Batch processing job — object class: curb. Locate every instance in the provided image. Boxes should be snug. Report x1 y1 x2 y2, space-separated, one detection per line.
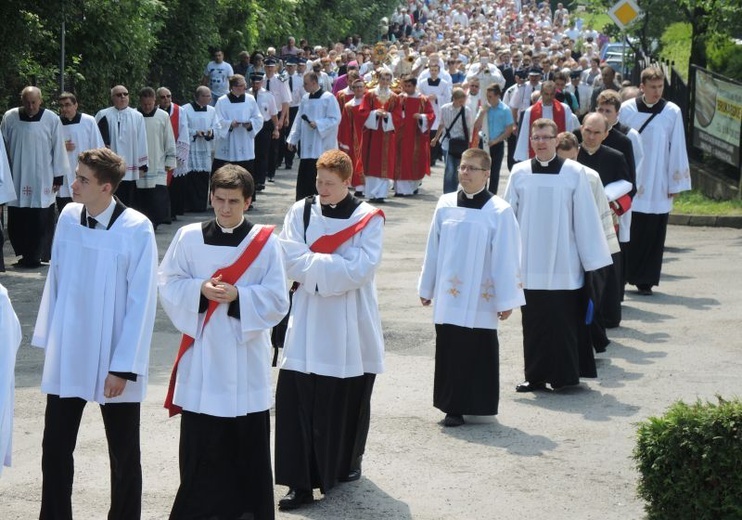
669 214 742 229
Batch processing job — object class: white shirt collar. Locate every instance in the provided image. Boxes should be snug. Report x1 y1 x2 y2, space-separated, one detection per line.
87 198 117 229
216 216 244 234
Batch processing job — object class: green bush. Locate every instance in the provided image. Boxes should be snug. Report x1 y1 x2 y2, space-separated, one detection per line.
633 397 742 519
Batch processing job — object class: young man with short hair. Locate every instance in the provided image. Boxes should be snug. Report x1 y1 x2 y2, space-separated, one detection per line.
160 164 288 520
33 147 158 519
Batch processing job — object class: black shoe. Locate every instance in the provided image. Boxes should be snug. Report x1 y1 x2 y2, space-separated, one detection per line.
278 489 313 510
284 164 292 169
636 284 653 295
268 177 275 182
338 468 362 482
515 381 547 393
256 184 266 191
443 414 465 427
15 257 41 268
354 191 365 198
368 198 385 203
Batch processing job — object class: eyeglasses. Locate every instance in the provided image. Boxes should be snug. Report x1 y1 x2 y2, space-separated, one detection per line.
458 165 488 172
114 92 129 98
159 94 172 99
530 135 556 142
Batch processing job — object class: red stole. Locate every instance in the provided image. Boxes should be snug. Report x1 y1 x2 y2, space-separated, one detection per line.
166 104 180 185
528 101 566 158
164 225 275 417
309 208 385 254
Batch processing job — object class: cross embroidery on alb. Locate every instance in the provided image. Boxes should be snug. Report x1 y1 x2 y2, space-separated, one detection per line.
447 275 463 298
22 186 33 197
480 279 495 302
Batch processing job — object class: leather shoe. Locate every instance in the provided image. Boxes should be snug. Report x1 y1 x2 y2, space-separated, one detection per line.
515 381 546 393
278 488 313 510
443 413 465 427
636 284 653 296
338 468 362 482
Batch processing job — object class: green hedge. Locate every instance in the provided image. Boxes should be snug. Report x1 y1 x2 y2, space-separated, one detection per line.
633 397 742 519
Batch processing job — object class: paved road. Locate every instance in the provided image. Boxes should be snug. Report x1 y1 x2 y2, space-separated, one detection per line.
2 164 741 519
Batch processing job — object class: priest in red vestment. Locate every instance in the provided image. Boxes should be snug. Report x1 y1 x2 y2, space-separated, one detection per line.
338 78 370 195
361 70 403 203
394 77 435 196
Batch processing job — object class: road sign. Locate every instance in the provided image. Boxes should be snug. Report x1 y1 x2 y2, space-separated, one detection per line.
607 0 643 30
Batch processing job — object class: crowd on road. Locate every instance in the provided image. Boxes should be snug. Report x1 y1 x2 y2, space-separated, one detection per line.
0 0 692 518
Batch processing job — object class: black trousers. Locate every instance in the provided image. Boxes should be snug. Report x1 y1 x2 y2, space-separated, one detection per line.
626 211 669 288
282 106 299 169
184 170 210 213
253 120 274 187
40 395 141 520
488 141 505 194
295 159 319 201
114 180 137 208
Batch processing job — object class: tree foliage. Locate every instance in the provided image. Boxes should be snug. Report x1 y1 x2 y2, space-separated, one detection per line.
0 0 398 114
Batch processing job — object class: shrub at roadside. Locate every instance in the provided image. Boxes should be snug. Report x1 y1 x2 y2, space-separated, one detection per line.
633 397 742 519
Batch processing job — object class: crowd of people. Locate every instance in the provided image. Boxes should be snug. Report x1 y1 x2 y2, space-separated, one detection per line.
0 0 694 518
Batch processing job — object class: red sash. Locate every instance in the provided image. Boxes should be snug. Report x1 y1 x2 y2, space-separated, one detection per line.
309 208 385 253
528 101 566 158
164 225 275 417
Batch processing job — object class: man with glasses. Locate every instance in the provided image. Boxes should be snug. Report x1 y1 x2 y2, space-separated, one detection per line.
419 148 524 427
504 119 611 393
95 85 149 208
157 87 190 219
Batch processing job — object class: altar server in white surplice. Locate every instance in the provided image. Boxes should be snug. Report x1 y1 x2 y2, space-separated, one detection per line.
619 67 690 296
137 87 176 228
58 92 105 212
419 148 525 428
213 74 263 171
275 150 384 512
0 283 22 477
32 148 157 519
95 85 149 207
160 164 288 520
182 86 217 212
286 72 341 200
1 86 69 268
504 119 612 394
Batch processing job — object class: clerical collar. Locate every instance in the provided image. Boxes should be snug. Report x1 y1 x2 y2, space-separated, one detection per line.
309 88 324 100
636 96 666 114
461 185 487 199
641 96 657 108
190 101 207 112
531 154 564 174
139 108 158 117
537 153 557 167
19 107 45 122
61 112 82 125
321 193 361 219
215 216 245 234
228 93 246 103
583 145 601 156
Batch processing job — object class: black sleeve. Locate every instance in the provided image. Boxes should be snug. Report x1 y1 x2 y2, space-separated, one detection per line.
227 294 240 319
199 294 208 313
53 176 63 186
109 371 137 382
97 117 110 146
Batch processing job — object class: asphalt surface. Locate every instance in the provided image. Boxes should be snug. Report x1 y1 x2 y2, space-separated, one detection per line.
2 162 741 519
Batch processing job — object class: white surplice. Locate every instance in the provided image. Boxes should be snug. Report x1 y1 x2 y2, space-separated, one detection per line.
279 199 385 378
158 223 289 417
418 193 526 329
1 108 69 208
0 135 16 205
286 91 341 159
0 283 22 475
619 99 690 214
504 158 612 290
182 102 217 172
60 113 105 198
214 94 263 162
32 203 158 403
513 102 577 161
138 108 176 189
94 106 149 180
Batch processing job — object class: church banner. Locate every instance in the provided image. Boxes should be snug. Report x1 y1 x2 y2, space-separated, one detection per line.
692 66 742 167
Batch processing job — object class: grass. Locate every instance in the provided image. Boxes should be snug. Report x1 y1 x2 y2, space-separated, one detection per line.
672 190 742 216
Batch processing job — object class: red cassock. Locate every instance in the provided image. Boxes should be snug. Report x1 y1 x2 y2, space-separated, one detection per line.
336 90 351 108
362 92 403 180
338 96 371 187
395 94 435 181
